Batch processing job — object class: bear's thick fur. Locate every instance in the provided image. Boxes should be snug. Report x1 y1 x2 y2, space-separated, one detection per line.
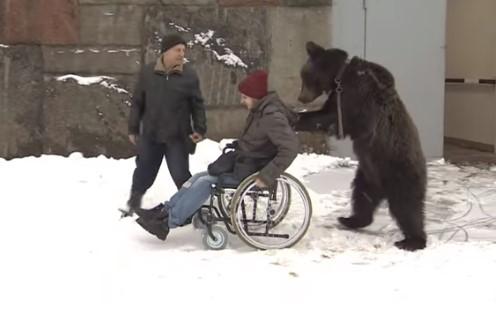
296 42 427 251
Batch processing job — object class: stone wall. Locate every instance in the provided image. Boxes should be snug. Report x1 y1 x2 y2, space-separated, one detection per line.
0 0 332 159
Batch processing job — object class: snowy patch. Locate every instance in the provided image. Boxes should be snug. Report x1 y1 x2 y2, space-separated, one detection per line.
106 48 138 56
118 48 138 56
100 80 130 94
169 22 191 33
67 48 137 56
429 158 446 166
0 44 9 48
194 30 215 46
55 75 129 94
56 75 113 86
1 141 496 308
216 38 226 46
212 49 248 68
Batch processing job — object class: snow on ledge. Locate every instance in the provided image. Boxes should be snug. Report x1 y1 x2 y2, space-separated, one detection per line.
212 49 248 69
169 22 191 33
55 75 129 94
56 75 112 85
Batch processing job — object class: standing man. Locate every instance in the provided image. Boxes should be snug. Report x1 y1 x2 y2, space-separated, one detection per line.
120 34 207 217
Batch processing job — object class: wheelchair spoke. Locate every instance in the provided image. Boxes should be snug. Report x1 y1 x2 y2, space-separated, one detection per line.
241 200 248 232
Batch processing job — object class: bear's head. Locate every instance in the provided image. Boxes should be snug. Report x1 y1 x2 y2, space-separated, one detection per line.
298 41 349 104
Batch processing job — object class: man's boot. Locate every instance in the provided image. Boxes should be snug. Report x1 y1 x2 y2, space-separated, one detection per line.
119 191 143 218
136 215 170 241
135 203 168 221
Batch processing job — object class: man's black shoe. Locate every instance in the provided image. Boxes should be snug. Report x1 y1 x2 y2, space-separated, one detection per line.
136 217 169 241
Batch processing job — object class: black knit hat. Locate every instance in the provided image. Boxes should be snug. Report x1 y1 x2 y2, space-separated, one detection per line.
160 34 187 53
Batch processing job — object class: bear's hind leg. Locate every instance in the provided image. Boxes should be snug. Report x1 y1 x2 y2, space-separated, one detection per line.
388 189 427 251
338 169 384 229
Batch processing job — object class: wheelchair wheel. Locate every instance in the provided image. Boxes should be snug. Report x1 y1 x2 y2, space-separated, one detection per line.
230 173 312 250
202 226 228 250
218 180 291 227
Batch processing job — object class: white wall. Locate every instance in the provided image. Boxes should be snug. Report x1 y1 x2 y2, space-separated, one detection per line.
445 0 496 147
331 0 446 159
445 87 494 144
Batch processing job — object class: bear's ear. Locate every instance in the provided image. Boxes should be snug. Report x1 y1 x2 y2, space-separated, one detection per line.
306 41 325 58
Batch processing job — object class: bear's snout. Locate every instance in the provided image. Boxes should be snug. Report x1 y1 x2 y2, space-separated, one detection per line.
298 87 320 104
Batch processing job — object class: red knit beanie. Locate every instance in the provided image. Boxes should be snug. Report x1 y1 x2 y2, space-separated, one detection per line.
238 70 268 99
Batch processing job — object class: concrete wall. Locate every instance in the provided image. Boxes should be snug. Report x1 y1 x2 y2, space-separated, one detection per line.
0 0 333 159
445 0 496 148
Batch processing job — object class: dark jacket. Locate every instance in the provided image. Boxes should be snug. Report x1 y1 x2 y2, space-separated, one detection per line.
235 92 299 185
128 61 207 144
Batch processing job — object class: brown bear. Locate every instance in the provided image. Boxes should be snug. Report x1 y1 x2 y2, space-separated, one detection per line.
295 41 427 251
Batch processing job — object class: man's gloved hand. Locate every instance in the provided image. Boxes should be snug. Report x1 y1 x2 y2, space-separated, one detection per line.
224 140 239 152
255 178 268 189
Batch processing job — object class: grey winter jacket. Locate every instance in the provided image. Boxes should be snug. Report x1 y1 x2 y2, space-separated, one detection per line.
128 61 207 144
236 92 299 185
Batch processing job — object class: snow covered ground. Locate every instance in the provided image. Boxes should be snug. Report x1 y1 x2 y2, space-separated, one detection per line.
1 139 495 309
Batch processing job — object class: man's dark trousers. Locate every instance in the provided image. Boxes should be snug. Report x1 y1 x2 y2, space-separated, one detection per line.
131 136 191 193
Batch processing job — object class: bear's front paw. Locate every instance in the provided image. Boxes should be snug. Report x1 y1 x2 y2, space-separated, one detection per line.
394 238 426 251
338 216 372 229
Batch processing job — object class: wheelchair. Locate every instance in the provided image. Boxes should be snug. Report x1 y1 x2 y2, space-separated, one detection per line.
192 172 313 250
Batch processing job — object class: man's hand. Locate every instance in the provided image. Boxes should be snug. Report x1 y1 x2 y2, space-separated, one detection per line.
189 132 203 143
255 178 267 188
129 134 138 145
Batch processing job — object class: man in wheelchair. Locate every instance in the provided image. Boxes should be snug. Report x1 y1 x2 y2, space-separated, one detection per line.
133 70 300 241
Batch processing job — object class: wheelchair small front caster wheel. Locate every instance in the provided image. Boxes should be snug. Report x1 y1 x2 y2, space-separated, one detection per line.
202 226 228 250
